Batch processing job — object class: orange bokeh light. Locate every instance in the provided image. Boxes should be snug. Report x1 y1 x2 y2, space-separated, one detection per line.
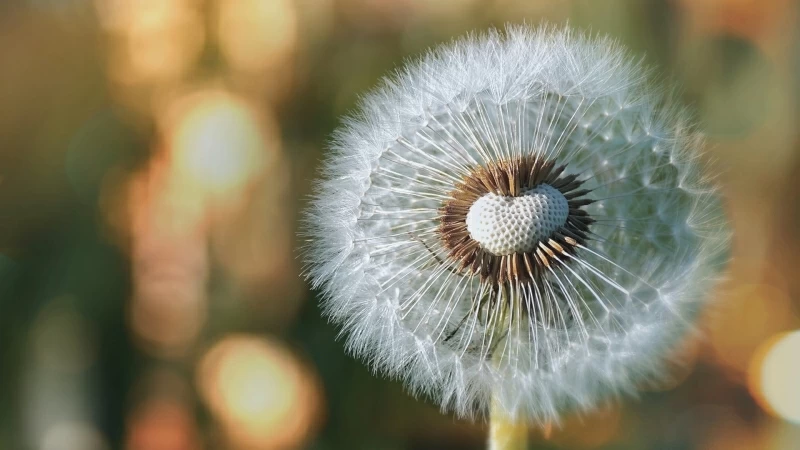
126 398 201 450
215 0 297 73
675 0 793 42
126 151 209 356
197 335 322 450
125 370 201 450
99 0 205 86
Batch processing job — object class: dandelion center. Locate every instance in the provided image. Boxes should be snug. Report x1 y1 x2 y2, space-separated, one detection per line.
437 155 595 287
466 184 569 256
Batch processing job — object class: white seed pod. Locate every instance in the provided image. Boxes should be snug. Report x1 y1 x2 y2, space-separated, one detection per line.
303 25 730 424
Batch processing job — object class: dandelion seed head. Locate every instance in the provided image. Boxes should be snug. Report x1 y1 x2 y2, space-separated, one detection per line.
303 24 730 424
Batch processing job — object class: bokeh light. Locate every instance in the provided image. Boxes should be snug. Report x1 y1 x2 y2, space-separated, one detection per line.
749 330 800 424
125 398 201 450
30 299 97 373
24 300 102 450
96 0 205 117
197 335 323 450
159 88 276 202
215 0 297 74
126 152 209 356
676 0 792 41
125 370 201 450
125 399 201 450
98 0 204 84
118 9 203 85
41 422 109 450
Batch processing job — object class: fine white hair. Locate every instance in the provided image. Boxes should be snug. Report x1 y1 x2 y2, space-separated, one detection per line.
303 24 730 424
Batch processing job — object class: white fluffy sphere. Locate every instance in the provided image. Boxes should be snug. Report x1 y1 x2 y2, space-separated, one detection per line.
303 25 730 424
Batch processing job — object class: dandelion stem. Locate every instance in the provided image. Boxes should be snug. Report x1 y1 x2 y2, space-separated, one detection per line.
489 397 528 450
488 288 528 450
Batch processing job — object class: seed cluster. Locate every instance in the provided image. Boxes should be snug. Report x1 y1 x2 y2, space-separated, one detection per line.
438 156 594 288
465 184 570 256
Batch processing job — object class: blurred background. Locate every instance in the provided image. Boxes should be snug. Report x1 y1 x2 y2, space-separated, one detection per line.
0 0 798 449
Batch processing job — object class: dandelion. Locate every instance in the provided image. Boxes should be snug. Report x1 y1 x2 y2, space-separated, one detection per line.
303 24 730 447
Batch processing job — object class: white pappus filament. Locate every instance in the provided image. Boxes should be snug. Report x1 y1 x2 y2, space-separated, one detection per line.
303 24 730 424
